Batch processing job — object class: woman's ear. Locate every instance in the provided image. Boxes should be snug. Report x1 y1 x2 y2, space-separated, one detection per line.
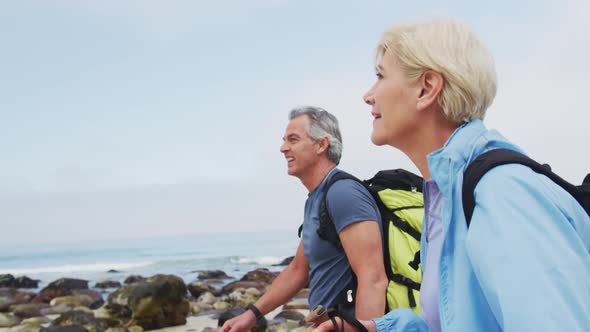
417 70 444 111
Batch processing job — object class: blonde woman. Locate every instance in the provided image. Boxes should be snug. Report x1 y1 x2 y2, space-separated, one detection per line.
315 19 590 332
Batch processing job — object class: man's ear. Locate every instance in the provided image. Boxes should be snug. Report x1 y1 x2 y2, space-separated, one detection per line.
316 137 330 155
416 70 444 111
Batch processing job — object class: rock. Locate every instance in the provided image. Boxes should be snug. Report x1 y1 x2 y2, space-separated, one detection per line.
122 276 144 285
267 319 300 332
273 256 294 266
189 302 202 314
240 268 278 284
50 295 94 308
187 282 219 298
106 270 120 273
12 324 44 332
196 303 212 311
15 277 40 289
273 310 305 323
227 289 259 308
197 292 216 305
51 310 110 332
212 301 230 310
0 296 16 311
197 270 230 280
22 316 52 325
34 279 89 304
41 326 89 332
293 288 309 299
72 306 93 315
101 274 189 330
70 290 104 309
217 309 244 326
11 303 49 318
0 312 21 327
104 328 127 332
290 327 309 332
0 275 17 288
127 326 142 332
0 275 39 289
244 288 262 297
221 281 267 294
282 298 309 310
41 304 71 316
0 289 36 305
94 281 121 290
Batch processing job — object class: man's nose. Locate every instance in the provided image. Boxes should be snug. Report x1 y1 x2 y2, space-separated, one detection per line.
280 142 288 153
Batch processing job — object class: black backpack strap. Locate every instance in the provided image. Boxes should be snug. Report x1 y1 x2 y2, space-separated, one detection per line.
318 171 363 249
463 148 587 227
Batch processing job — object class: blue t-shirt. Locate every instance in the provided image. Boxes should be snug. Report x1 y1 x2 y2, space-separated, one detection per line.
302 168 382 310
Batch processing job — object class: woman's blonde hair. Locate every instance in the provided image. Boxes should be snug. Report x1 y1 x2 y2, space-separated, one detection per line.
376 19 497 123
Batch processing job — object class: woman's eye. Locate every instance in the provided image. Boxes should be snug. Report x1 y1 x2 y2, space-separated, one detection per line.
376 72 384 79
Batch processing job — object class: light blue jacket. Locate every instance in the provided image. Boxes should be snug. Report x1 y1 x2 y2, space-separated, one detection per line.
374 120 590 331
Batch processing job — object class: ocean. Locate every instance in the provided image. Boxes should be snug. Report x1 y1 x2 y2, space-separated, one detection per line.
0 230 298 290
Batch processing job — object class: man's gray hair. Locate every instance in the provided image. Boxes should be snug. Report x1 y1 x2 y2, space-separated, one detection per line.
288 106 343 165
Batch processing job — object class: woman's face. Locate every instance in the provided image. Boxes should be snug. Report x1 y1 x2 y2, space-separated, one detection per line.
363 51 421 148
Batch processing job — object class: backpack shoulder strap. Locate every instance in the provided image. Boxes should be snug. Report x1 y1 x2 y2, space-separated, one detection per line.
318 171 364 248
463 148 586 227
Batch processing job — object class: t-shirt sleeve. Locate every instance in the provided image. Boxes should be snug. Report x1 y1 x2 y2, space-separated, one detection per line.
325 179 380 234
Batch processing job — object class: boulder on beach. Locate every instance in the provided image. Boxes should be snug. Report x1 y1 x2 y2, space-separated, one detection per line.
41 304 72 316
0 288 37 305
41 326 90 332
0 275 40 289
50 295 94 308
94 281 121 290
50 310 111 332
187 281 220 298
239 268 278 284
0 296 16 311
33 279 89 304
70 290 104 309
11 303 49 318
273 310 305 323
100 274 189 330
197 270 230 280
0 312 21 327
122 276 145 285
272 256 294 266
221 281 267 294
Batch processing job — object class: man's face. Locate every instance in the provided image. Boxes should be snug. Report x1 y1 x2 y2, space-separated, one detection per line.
280 115 320 178
363 51 421 148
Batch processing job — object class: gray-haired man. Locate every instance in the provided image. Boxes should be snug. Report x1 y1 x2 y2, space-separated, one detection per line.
222 106 388 332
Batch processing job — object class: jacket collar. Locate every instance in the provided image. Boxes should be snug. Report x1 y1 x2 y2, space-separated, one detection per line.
426 119 522 192
426 119 488 191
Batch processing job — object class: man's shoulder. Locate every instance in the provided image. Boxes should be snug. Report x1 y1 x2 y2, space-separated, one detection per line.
325 176 375 207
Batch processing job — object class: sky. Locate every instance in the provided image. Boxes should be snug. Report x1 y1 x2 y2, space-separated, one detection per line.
1 0 589 246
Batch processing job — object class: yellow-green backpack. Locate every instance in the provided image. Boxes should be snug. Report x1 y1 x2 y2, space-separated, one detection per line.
316 169 424 314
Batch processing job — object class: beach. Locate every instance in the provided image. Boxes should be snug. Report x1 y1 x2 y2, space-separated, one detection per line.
0 231 311 331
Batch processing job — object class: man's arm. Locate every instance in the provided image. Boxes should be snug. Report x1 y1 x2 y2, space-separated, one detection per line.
339 220 388 319
221 240 310 332
465 165 590 331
